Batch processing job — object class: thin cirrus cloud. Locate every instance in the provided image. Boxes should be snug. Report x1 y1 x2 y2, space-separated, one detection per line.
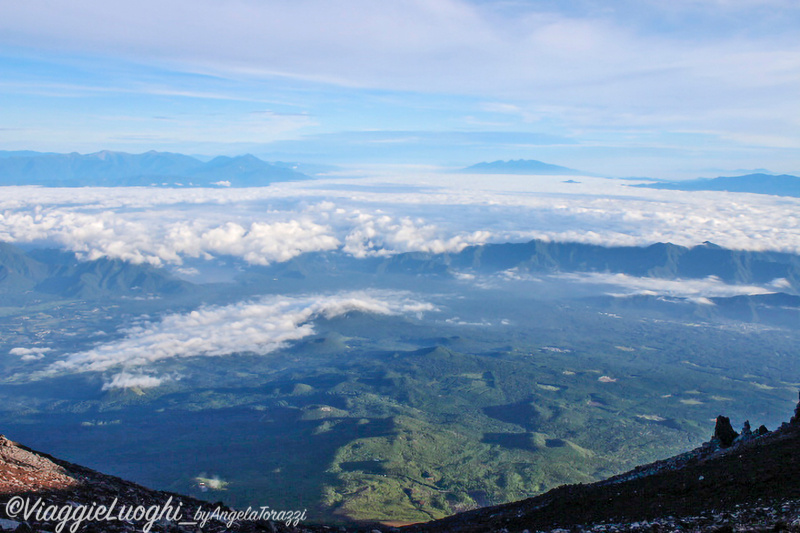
44 290 437 389
1 0 799 172
2 0 797 99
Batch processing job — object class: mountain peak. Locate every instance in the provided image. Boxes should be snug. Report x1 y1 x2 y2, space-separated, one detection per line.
90 149 115 160
462 159 583 175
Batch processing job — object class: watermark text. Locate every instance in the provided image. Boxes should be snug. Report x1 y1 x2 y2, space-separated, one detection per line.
5 495 307 532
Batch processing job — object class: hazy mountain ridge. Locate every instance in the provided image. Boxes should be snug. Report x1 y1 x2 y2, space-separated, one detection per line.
0 242 49 288
4 237 799 310
461 159 585 176
634 173 800 198
0 243 193 299
0 150 309 187
381 240 800 291
233 239 800 291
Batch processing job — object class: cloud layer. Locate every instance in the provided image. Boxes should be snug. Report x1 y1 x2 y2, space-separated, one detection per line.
2 172 800 268
46 290 436 388
554 272 776 303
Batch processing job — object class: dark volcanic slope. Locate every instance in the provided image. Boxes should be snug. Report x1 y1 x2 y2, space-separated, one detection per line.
409 417 800 532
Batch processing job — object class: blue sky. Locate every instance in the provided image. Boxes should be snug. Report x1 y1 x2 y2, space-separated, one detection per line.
1 0 799 177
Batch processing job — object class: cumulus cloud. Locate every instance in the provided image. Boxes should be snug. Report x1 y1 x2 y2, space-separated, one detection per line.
173 267 199 277
0 203 341 266
337 210 491 257
9 347 51 361
46 291 436 377
164 220 340 265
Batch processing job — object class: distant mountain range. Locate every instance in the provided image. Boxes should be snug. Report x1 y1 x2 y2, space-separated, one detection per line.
461 159 585 176
634 173 800 198
377 239 800 290
0 150 310 187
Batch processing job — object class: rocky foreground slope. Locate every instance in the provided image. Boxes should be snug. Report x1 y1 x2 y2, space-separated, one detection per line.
3 398 800 533
409 408 800 533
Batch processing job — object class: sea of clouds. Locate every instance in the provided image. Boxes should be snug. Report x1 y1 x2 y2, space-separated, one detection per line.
2 172 800 269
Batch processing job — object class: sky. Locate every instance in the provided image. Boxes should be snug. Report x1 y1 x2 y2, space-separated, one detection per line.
1 0 800 177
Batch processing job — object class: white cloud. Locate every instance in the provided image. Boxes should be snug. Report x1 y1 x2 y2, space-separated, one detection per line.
173 267 199 277
555 272 775 299
769 278 792 289
9 347 51 361
337 210 491 258
46 291 436 376
498 268 542 282
0 204 341 266
444 317 493 326
165 220 341 265
636 414 666 422
102 372 165 390
0 187 496 265
1 171 800 268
